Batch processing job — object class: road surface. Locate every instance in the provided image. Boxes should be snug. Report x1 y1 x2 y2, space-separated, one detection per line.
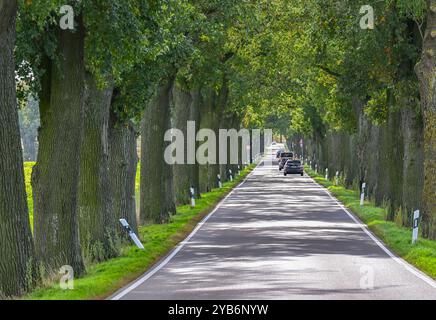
112 157 436 300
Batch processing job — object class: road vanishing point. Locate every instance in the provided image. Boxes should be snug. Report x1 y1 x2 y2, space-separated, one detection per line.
112 156 436 300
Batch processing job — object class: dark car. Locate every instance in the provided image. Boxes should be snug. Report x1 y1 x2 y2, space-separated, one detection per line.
284 160 304 176
278 152 293 171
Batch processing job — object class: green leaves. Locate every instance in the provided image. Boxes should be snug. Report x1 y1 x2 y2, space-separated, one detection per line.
230 0 424 138
15 0 425 133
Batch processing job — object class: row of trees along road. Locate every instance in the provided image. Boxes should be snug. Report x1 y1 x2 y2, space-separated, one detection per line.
0 0 260 297
229 0 436 239
1 0 436 297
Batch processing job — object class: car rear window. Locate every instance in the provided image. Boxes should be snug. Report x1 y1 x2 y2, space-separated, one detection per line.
281 153 293 158
288 161 301 165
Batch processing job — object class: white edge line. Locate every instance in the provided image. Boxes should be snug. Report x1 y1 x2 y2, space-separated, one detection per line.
306 174 436 289
110 163 259 300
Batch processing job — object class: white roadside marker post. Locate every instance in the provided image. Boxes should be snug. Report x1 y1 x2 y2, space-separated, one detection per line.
360 182 366 206
190 187 196 207
335 171 339 185
119 219 144 249
217 174 222 188
412 210 420 244
325 168 329 180
315 164 318 173
229 169 233 182
237 165 241 176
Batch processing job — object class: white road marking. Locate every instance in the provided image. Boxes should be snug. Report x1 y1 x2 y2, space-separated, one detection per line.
307 175 436 289
110 165 258 300
112 160 436 300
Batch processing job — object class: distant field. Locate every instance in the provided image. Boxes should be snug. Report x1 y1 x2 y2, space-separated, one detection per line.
24 162 142 231
24 162 35 229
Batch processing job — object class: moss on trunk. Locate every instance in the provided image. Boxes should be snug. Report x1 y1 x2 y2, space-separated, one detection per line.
32 25 86 276
171 85 200 205
78 75 117 262
140 80 176 224
0 0 36 297
108 111 138 240
415 0 436 238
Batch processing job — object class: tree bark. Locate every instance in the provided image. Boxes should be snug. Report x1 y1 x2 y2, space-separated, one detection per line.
415 0 436 238
382 100 404 219
78 75 117 262
172 85 194 205
108 111 138 240
198 89 218 193
0 0 36 297
190 90 201 198
216 80 230 182
32 24 86 276
401 105 424 225
140 80 176 224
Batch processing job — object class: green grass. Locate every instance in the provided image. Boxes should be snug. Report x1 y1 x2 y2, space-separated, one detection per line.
305 165 436 279
24 164 256 300
135 162 141 193
24 162 35 229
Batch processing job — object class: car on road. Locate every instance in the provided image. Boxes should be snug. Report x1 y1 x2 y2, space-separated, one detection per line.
278 152 294 171
284 160 304 176
276 149 285 159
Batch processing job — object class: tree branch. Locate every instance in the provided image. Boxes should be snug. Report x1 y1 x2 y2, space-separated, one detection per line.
317 65 342 78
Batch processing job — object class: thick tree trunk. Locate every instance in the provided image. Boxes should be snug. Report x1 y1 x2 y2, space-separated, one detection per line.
0 0 36 297
219 112 232 182
78 75 117 262
140 80 176 224
401 105 424 226
381 101 404 219
190 90 201 197
174 87 201 201
198 89 220 192
172 85 195 205
230 114 242 175
108 112 138 240
344 134 359 188
32 25 86 275
415 1 436 238
216 80 230 182
357 105 382 201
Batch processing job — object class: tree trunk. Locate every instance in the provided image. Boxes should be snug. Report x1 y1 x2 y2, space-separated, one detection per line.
78 75 117 262
383 101 404 219
344 134 359 188
198 89 220 192
190 90 201 198
216 80 230 181
108 112 138 240
0 0 36 297
357 105 382 201
32 24 86 276
415 0 436 238
401 105 424 226
230 114 242 175
172 85 194 205
140 80 176 224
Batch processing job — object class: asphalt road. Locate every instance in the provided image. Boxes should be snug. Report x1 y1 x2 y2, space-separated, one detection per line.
112 157 436 300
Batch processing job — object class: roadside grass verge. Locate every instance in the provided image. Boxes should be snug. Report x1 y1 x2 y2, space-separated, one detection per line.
304 166 436 279
25 164 256 300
